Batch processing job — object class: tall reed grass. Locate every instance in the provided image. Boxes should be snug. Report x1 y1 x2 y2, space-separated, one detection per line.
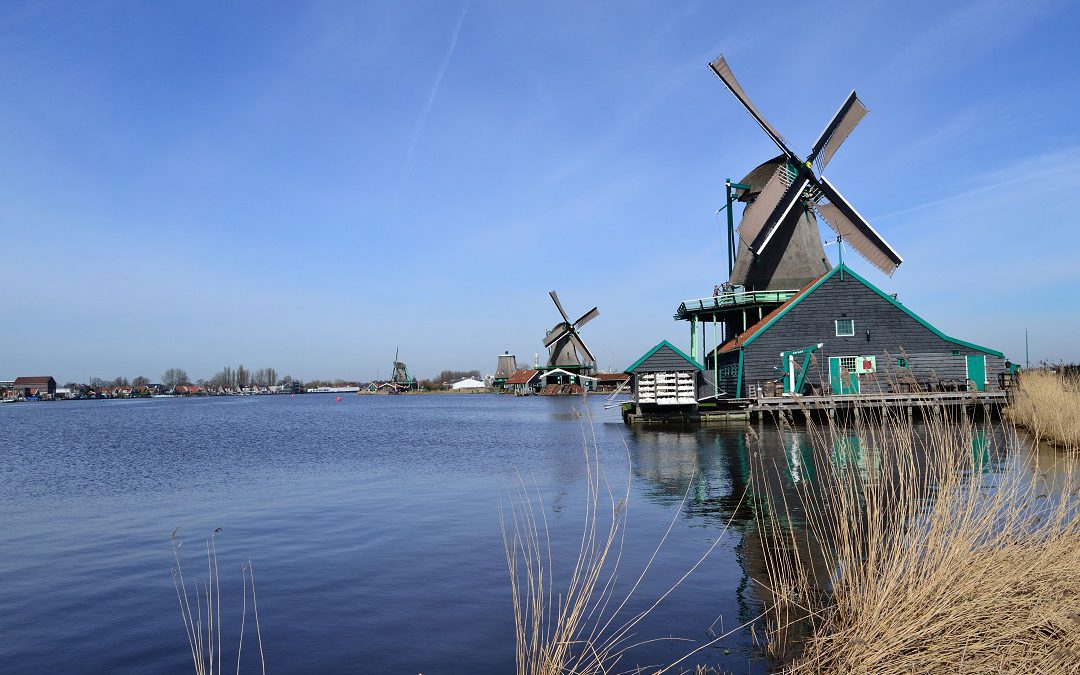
499 407 749 674
756 405 1080 673
1008 369 1080 448
171 528 265 675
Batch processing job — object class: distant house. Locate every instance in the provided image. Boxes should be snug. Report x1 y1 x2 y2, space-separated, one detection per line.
593 372 630 393
505 369 540 395
13 376 57 400
450 377 486 390
174 384 204 396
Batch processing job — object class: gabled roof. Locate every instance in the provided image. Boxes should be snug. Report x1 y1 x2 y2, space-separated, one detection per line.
715 273 827 354
714 264 1003 357
625 340 703 373
14 376 55 386
505 369 540 385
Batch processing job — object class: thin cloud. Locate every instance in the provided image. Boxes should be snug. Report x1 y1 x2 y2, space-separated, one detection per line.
404 2 469 170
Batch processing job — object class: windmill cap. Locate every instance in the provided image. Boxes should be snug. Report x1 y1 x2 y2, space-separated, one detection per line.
735 155 787 202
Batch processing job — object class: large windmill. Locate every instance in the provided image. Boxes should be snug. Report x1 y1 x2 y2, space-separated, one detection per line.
543 290 599 373
710 55 902 291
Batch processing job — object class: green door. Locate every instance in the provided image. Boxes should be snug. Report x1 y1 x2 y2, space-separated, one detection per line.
966 355 986 391
829 357 860 395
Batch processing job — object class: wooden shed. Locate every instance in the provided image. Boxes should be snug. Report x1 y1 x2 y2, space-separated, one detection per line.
625 341 715 413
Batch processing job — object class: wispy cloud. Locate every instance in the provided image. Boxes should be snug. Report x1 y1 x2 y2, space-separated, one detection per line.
404 2 469 170
873 144 1080 223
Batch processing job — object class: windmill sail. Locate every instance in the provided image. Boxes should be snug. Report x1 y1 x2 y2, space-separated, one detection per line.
814 176 903 275
709 56 794 159
736 169 789 245
750 176 811 256
808 91 868 171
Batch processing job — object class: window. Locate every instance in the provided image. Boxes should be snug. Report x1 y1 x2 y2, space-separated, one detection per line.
835 319 855 337
897 357 909 368
950 349 961 356
839 356 857 373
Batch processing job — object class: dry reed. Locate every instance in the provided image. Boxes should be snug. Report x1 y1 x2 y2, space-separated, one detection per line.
750 405 1080 674
171 528 266 675
1008 370 1080 448
500 404 748 675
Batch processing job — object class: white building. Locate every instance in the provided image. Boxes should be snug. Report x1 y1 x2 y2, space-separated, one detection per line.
450 377 486 390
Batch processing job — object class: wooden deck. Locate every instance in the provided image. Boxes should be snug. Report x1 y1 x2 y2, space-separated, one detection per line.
624 390 1010 425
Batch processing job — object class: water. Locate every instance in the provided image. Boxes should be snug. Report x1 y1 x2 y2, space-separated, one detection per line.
0 395 1060 673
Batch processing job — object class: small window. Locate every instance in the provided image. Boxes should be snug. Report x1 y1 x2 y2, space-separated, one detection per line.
839 356 857 373
950 349 961 356
897 358 909 368
835 319 855 336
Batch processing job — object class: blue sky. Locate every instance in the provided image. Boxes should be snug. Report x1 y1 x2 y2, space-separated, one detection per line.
3 0 1079 383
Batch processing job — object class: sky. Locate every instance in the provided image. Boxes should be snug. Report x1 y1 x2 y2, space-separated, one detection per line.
2 0 1079 383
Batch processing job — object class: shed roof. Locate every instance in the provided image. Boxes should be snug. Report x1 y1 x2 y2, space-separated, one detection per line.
625 340 703 373
14 376 55 386
505 369 539 385
715 274 826 354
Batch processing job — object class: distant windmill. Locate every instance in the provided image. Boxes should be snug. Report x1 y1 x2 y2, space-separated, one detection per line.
390 347 415 389
710 55 903 290
543 290 599 372
493 351 517 383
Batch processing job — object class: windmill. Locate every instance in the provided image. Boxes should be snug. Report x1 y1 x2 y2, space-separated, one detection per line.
390 347 416 389
543 290 599 372
710 55 903 291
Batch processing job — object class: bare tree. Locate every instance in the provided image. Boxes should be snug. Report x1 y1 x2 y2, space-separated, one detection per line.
133 375 150 387
162 368 190 389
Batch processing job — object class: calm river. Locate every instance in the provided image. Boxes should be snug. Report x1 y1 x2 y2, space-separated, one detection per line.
0 394 1047 673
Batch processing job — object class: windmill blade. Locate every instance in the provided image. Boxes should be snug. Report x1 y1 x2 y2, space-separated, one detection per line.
573 307 599 329
807 90 868 171
737 168 789 244
543 325 570 348
814 175 903 275
749 175 811 256
709 55 796 160
548 290 571 324
569 332 596 365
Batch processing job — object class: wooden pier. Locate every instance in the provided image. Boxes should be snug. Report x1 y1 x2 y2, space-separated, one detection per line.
623 390 1009 426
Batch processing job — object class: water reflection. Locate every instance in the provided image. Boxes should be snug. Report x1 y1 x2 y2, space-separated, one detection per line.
625 418 1075 665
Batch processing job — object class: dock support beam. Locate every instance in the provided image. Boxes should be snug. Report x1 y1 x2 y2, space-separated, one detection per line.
690 317 699 361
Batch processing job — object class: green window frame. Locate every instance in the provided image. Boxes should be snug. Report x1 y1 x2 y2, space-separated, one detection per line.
835 318 855 337
897 357 909 368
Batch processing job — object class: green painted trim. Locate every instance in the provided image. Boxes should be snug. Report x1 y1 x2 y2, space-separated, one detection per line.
624 340 704 373
741 264 1004 358
735 349 744 398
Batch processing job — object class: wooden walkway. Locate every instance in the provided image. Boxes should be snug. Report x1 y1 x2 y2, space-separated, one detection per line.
624 390 1010 425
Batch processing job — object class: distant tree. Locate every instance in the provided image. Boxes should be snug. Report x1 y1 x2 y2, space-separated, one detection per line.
162 368 190 389
111 376 130 387
434 369 481 385
279 375 295 386
133 376 150 387
418 379 441 391
236 365 249 388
